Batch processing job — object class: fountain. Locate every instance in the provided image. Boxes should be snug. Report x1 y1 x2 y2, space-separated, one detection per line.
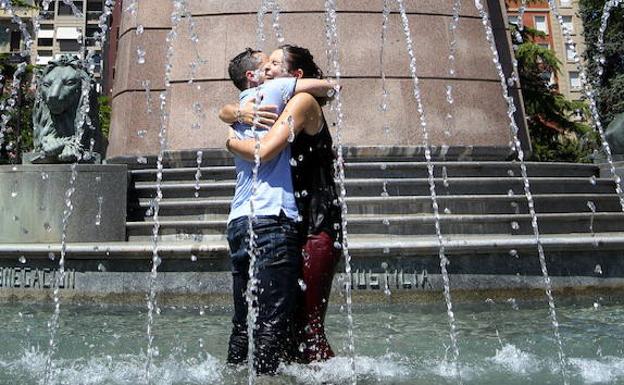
2 1 624 385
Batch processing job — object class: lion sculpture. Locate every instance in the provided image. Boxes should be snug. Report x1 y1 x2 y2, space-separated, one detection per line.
605 112 624 156
29 55 106 163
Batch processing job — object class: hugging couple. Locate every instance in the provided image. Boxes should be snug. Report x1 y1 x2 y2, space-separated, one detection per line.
218 45 343 375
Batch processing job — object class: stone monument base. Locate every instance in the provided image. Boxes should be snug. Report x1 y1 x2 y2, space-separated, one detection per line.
0 164 127 243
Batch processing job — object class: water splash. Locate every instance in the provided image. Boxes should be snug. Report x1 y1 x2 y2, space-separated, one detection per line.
324 1 356 383
145 1 185 383
474 1 568 383
395 1 462 383
43 163 79 385
595 0 623 80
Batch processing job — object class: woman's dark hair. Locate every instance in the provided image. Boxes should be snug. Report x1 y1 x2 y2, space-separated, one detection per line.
279 44 324 79
279 44 328 105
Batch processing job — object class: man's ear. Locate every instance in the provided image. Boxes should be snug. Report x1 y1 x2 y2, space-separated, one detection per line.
245 70 256 84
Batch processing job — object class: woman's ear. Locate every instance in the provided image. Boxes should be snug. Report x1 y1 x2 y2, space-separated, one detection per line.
293 69 304 79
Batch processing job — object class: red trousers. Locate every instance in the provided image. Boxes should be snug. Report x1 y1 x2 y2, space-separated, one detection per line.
294 231 341 363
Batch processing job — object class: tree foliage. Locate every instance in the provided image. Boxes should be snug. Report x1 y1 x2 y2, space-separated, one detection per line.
579 0 624 126
512 26 594 162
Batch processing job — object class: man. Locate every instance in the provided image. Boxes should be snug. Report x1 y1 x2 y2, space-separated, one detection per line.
223 48 334 374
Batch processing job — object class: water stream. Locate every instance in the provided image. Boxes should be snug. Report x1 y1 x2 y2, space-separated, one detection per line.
474 1 568 383
324 1 357 383
394 1 463 383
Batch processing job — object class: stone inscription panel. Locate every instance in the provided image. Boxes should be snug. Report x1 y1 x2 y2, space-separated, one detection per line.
0 267 75 290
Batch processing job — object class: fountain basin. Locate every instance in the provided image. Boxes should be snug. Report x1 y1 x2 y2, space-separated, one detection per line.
1 298 624 385
0 164 128 243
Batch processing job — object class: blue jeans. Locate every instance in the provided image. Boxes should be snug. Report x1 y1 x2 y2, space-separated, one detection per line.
226 212 301 374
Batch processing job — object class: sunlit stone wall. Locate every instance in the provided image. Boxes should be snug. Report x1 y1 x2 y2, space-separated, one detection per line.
107 0 526 157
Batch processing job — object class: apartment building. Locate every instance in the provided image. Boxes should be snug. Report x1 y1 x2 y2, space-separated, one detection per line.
506 0 586 102
0 1 37 65
34 0 106 90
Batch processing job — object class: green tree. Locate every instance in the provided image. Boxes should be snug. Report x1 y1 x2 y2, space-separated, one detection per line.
579 0 624 127
512 26 593 162
0 55 36 163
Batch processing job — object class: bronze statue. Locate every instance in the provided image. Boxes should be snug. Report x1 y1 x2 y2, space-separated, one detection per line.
28 55 106 163
605 112 624 155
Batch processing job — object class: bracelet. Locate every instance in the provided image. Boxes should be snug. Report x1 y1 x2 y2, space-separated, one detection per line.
234 108 244 124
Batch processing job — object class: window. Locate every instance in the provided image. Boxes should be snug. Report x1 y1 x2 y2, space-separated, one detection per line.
560 0 572 7
534 15 548 34
9 31 21 51
538 43 550 50
37 38 53 46
58 1 84 16
59 40 81 52
569 71 581 90
562 16 574 33
566 43 576 61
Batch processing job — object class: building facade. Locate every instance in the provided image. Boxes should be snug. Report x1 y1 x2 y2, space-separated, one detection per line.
33 0 106 90
0 1 37 65
505 0 585 102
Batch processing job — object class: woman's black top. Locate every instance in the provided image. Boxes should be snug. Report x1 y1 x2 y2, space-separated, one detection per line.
290 116 342 244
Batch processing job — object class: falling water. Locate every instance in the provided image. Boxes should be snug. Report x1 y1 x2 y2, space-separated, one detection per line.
0 62 27 154
379 0 391 138
145 1 184 383
587 201 596 235
256 0 269 50
324 1 356 384
43 162 79 385
546 0 624 213
474 1 568 383
194 151 203 198
95 176 103 226
243 70 265 385
514 0 528 43
395 1 462 382
379 0 392 237
142 80 153 116
268 0 285 43
444 0 462 138
0 0 32 157
595 0 623 80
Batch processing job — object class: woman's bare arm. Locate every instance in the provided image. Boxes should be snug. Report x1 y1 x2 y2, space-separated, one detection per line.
226 93 322 162
218 98 279 130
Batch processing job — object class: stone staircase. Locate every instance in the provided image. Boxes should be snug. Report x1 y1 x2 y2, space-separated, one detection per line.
4 147 624 301
118 148 624 279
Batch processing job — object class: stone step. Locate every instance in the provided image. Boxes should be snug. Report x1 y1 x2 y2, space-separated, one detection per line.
125 212 624 238
6 233 623 262
131 177 617 199
108 146 515 170
129 194 623 219
128 162 599 182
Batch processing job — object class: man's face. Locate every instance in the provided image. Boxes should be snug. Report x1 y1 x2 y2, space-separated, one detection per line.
264 49 289 80
248 52 269 86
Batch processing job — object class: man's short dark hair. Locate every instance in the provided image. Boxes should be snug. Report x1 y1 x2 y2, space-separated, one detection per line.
228 48 262 91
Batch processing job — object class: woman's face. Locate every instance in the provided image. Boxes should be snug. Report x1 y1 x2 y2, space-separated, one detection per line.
264 49 290 80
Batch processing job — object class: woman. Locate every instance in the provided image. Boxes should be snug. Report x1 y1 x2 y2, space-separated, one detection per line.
224 45 342 363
